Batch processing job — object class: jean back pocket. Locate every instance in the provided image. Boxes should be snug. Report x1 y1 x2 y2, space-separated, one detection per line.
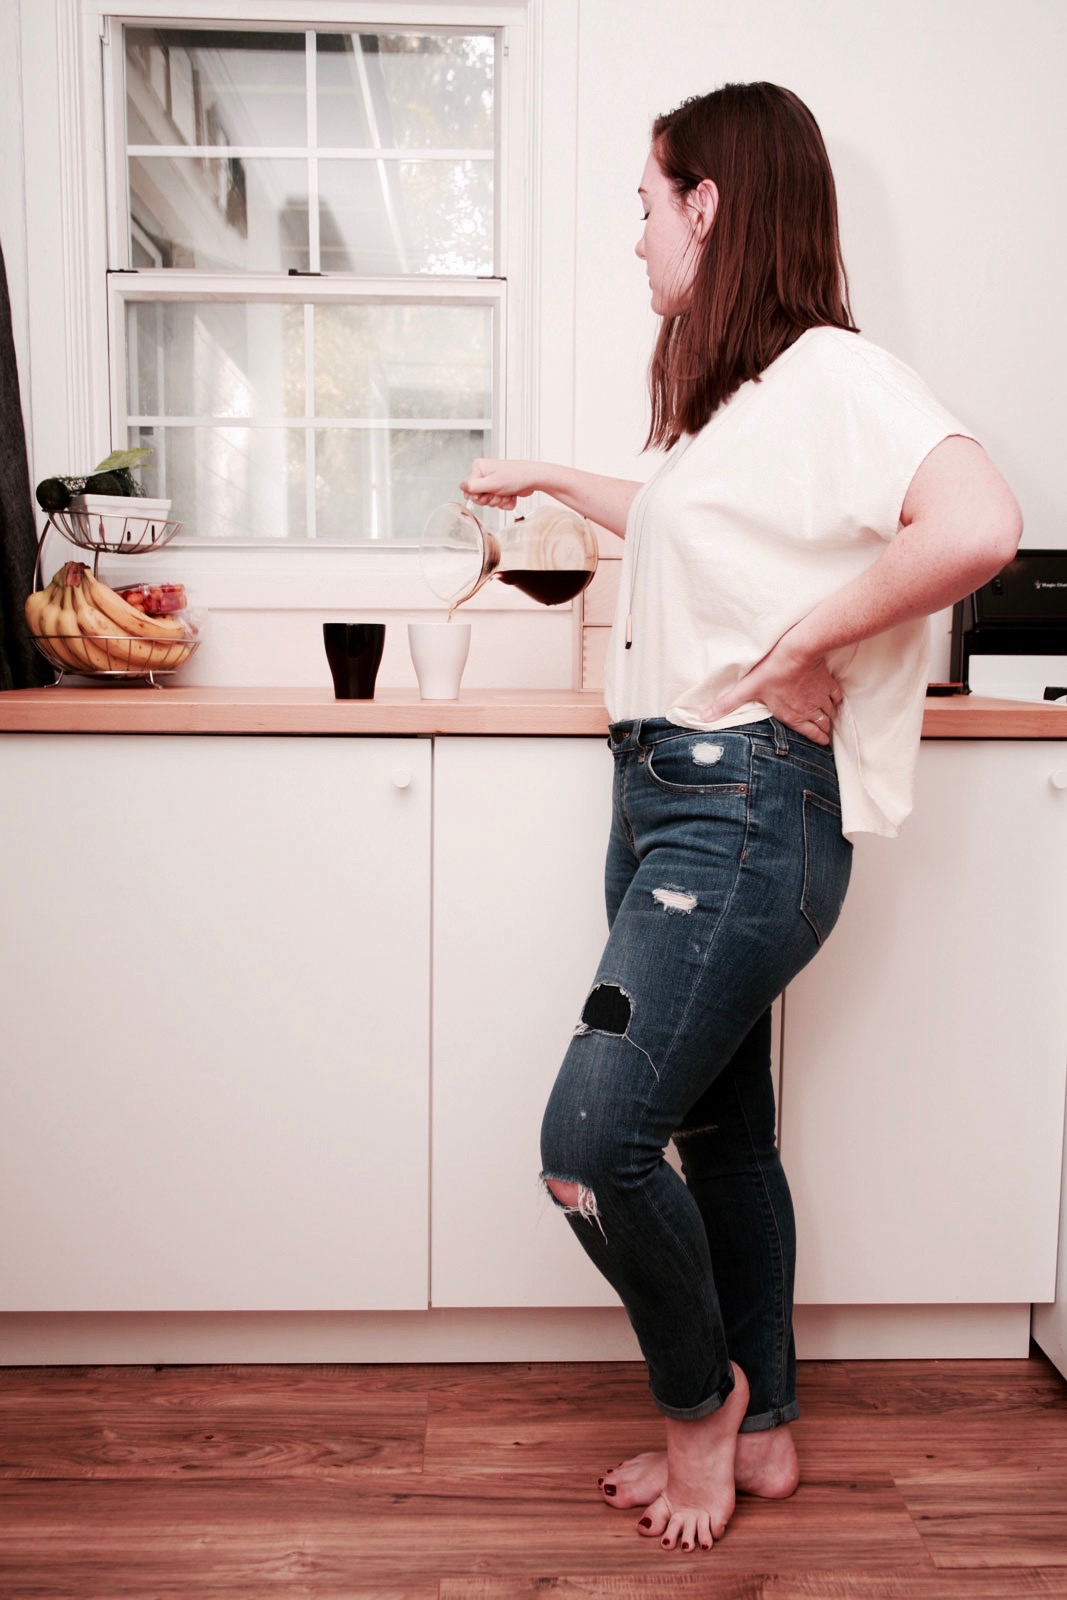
800 790 851 944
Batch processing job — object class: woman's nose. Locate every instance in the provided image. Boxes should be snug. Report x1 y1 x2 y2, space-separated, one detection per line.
635 234 645 260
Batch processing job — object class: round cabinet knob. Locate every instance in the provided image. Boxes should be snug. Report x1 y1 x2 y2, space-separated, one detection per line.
392 768 412 790
1050 771 1067 791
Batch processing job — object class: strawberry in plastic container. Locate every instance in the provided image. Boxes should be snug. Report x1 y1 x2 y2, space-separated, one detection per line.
114 582 187 617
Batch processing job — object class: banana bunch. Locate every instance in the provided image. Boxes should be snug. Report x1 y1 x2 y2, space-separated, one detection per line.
25 561 194 675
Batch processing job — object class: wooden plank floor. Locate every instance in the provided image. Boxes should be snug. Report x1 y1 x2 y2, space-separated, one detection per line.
1 1354 1066 1598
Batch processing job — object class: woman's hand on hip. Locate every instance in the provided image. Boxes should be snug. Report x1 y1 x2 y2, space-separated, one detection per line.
461 459 544 510
702 636 843 745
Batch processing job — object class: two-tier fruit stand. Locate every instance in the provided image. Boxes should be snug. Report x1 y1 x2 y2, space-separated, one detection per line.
31 499 202 687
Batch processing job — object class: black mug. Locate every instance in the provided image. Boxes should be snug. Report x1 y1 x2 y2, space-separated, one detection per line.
323 622 386 699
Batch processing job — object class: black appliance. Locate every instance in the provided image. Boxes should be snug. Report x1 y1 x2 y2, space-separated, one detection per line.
949 550 1067 701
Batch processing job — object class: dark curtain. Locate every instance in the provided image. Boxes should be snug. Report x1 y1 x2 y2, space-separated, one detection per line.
0 236 50 690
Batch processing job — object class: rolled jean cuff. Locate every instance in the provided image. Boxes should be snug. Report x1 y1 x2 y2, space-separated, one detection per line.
738 1398 800 1434
650 1365 735 1422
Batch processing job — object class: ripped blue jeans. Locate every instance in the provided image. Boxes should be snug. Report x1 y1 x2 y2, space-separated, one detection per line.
540 718 852 1427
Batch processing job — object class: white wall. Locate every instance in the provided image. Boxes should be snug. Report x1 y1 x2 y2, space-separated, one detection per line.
7 0 1065 687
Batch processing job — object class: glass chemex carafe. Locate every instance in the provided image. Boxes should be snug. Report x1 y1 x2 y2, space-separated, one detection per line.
420 499 599 617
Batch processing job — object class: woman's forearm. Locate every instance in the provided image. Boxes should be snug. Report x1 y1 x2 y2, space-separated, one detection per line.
783 520 1014 663
461 459 643 538
537 465 643 538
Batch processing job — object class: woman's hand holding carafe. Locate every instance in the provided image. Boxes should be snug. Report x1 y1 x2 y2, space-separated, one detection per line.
461 459 544 510
462 459 643 540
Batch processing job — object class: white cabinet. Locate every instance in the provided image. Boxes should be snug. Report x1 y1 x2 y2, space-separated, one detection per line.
781 741 1067 1305
431 737 617 1306
0 734 431 1311
2 731 1063 1327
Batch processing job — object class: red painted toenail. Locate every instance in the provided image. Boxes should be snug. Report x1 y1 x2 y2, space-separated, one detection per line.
682 1542 691 1551
638 1518 652 1530
603 1484 616 1496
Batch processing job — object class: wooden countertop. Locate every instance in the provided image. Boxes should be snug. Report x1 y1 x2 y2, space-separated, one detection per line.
0 685 1065 737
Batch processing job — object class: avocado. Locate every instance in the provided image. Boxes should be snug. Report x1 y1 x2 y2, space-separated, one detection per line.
35 478 72 511
83 471 127 496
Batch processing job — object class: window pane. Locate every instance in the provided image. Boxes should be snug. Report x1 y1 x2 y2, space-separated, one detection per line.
317 33 494 150
128 302 304 419
314 304 491 420
316 428 487 542
318 158 492 275
130 156 309 271
134 424 307 540
125 29 308 148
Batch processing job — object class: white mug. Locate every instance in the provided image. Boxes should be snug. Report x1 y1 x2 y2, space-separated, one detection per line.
408 621 471 700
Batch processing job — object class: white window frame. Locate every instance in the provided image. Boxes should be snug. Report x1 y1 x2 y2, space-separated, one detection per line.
20 0 580 611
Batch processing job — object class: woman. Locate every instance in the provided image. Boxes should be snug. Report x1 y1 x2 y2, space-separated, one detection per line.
462 82 1021 1555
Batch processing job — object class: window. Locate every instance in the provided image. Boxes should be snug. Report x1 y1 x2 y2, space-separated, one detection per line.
105 21 518 544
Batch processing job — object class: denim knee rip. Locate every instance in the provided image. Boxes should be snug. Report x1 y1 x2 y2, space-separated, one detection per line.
540 1173 606 1239
540 979 666 1236
571 982 660 1078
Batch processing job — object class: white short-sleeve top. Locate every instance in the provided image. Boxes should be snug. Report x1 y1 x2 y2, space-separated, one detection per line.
604 326 978 838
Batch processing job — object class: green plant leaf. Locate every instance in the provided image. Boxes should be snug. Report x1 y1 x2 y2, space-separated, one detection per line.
92 447 153 472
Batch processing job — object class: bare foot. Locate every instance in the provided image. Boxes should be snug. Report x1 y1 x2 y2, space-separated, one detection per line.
636 1362 749 1551
598 1419 799 1507
736 1424 800 1498
597 1450 666 1509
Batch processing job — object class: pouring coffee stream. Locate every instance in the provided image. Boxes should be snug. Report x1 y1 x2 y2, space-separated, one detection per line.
421 501 599 619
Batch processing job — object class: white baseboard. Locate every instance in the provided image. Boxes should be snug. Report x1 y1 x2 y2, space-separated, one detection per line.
794 1302 1032 1359
0 1304 1034 1365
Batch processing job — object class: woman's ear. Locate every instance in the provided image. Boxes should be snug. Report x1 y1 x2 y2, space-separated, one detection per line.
688 178 719 240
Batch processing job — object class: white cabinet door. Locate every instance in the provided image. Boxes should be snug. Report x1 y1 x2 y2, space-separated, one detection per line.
781 741 1067 1305
0 734 431 1311
432 737 619 1306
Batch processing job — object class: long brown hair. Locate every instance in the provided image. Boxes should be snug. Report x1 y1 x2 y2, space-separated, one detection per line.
646 82 857 449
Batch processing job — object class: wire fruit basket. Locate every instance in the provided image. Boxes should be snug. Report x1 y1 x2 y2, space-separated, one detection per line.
52 495 181 554
31 631 201 684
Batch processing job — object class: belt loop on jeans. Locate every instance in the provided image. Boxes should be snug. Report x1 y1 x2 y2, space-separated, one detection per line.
770 717 789 754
